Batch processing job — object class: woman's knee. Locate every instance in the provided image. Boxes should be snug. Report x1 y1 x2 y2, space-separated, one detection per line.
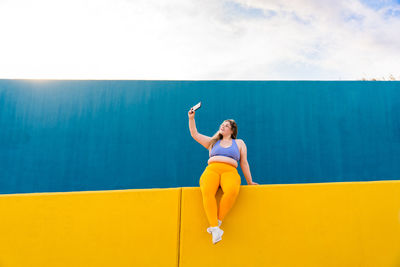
200 183 219 196
223 186 240 198
200 183 219 198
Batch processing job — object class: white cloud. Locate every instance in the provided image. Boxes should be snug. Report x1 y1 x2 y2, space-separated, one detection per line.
0 0 399 79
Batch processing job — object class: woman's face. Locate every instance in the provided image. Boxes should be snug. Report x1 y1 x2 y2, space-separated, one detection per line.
219 121 233 136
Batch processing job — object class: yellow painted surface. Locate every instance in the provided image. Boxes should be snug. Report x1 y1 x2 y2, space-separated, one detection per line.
0 188 181 267
180 181 400 267
1 181 400 267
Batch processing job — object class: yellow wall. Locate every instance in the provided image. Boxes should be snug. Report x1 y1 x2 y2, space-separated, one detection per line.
1 181 400 267
0 188 181 267
180 181 400 267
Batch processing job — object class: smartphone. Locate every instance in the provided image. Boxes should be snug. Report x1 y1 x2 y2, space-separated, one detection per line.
190 102 201 113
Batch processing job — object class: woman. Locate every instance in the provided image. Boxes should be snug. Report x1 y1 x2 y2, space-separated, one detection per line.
188 108 258 244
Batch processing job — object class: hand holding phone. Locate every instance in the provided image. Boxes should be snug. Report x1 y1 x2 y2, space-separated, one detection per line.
189 101 201 114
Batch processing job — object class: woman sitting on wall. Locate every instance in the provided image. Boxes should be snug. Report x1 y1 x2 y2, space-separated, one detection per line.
188 108 259 244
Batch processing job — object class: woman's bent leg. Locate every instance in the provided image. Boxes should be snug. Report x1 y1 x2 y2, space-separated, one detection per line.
218 171 241 221
199 168 220 227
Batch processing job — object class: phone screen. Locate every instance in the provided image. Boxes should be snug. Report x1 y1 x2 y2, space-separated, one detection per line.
192 102 201 111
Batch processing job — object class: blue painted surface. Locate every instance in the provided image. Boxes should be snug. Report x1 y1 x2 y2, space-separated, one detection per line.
1 80 400 194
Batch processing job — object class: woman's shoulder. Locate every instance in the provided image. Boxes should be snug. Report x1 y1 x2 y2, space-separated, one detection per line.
235 139 245 147
235 139 245 155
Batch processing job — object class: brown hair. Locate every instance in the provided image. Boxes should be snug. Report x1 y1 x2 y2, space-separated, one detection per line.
208 119 238 151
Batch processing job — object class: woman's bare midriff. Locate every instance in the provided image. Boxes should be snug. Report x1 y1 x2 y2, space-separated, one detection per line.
208 156 238 168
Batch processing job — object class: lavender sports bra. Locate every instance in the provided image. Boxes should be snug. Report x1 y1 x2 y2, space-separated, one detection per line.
209 139 241 162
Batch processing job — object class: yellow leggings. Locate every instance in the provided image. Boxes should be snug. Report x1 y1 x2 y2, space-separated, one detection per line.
199 162 241 227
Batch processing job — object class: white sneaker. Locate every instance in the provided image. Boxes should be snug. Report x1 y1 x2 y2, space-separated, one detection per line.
206 220 222 233
206 226 224 244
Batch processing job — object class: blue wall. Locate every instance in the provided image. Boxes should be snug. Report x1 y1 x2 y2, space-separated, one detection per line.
1 80 399 194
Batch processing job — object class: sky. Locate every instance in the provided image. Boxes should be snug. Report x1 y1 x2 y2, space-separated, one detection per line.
0 0 399 80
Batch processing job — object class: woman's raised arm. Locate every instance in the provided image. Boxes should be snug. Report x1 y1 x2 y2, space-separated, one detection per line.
188 109 212 149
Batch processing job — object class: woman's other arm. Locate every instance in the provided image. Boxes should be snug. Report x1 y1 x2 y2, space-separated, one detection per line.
188 109 212 149
239 140 258 185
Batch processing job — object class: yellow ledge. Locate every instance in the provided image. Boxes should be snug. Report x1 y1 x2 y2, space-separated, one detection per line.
1 181 400 267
